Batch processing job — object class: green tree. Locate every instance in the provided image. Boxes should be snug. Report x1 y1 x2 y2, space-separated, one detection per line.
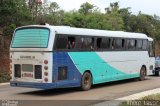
104 2 124 30
0 0 31 27
3 24 16 37
79 2 94 14
44 2 64 25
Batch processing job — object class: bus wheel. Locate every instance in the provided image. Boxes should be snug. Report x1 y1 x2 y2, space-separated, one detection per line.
155 69 160 76
139 67 146 81
81 72 92 91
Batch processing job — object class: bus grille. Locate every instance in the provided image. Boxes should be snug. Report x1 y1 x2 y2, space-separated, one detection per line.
34 65 42 79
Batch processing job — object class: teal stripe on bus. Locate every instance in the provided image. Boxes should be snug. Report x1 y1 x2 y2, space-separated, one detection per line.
68 52 139 84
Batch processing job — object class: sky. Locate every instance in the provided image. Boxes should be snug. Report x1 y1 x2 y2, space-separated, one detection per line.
48 0 160 16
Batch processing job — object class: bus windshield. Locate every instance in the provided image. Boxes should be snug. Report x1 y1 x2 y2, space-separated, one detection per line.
12 27 50 48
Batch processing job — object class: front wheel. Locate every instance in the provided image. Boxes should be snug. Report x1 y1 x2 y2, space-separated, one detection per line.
81 72 92 91
155 69 160 76
139 67 146 81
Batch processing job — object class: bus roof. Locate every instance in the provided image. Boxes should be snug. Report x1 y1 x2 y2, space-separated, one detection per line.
17 25 150 39
52 26 149 39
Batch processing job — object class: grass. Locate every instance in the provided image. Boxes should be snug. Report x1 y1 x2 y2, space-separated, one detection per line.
119 93 160 106
0 71 10 83
141 93 160 100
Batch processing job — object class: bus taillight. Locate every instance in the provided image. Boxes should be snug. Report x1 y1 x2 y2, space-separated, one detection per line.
44 78 48 82
44 72 48 76
44 60 48 64
44 66 48 70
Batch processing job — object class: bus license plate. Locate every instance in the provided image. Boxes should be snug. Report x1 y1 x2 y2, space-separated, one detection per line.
23 73 33 78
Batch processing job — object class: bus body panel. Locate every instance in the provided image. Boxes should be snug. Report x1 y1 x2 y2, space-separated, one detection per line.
10 50 154 89
10 52 82 89
147 57 155 75
10 25 155 90
68 52 144 84
52 52 82 88
10 52 53 83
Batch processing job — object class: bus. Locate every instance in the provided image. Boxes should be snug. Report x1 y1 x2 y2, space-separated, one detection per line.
10 24 155 90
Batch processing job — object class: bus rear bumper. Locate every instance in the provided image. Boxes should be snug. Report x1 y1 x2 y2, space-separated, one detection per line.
10 81 56 89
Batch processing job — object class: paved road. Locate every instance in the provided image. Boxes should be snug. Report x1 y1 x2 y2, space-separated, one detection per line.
0 76 160 106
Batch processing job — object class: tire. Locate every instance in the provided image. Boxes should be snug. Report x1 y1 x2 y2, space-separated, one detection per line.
81 72 92 91
139 67 146 81
155 69 160 76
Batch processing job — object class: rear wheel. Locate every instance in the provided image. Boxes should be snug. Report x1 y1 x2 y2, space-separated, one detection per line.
139 67 146 81
81 72 92 91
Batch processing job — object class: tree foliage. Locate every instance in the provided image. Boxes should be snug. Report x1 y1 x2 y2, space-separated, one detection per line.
0 0 31 27
0 0 160 43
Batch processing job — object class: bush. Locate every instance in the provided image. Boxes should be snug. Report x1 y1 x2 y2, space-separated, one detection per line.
2 24 16 37
0 71 10 83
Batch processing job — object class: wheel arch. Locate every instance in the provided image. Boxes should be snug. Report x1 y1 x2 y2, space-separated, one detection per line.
142 65 147 75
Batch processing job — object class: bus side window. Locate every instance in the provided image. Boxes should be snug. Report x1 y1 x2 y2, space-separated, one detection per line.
125 39 130 49
77 37 84 49
142 40 148 50
96 38 102 49
82 37 94 50
96 37 111 50
67 37 76 49
129 39 136 49
122 39 125 49
115 39 122 49
102 38 111 49
56 36 68 50
111 39 115 49
149 41 155 57
137 40 143 50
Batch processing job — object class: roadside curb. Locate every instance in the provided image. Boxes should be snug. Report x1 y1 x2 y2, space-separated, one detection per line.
0 82 9 86
116 88 160 100
92 88 160 106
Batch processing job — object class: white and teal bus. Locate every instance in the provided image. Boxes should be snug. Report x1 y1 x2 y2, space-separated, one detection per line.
10 24 155 90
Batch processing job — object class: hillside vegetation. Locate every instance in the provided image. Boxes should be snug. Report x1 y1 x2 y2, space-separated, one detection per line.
0 0 160 82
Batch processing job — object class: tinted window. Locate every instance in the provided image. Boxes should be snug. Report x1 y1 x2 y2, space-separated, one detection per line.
77 37 94 50
142 40 148 50
12 28 50 48
125 39 130 49
56 36 76 50
97 38 102 49
56 36 67 49
102 38 110 49
129 39 136 49
149 41 154 57
67 37 76 49
137 40 142 49
83 37 94 49
115 39 122 49
122 39 125 48
97 38 110 49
